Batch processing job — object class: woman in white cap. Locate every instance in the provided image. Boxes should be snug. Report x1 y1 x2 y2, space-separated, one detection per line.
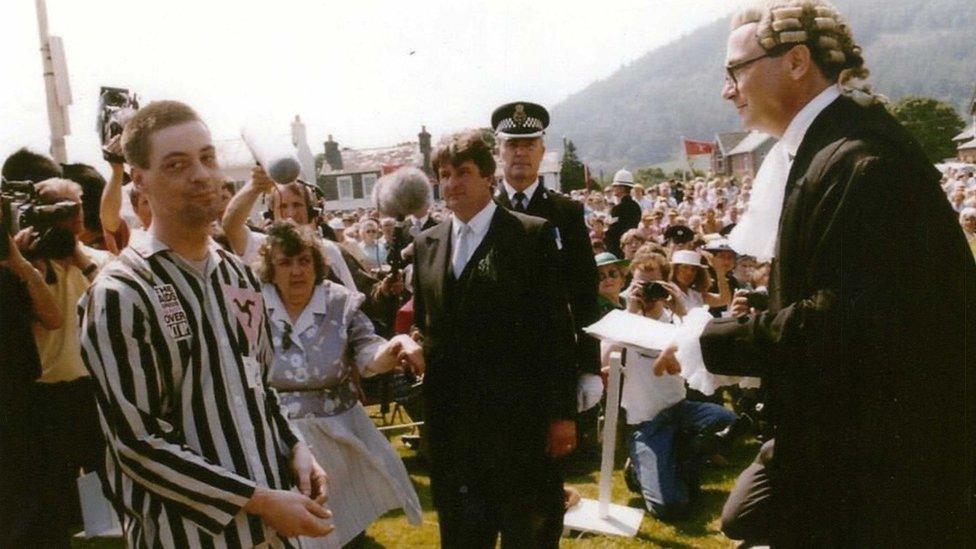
667 249 732 311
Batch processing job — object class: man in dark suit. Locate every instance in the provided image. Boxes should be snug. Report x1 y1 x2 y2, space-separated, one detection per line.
655 1 973 546
491 102 603 447
604 169 642 257
413 130 578 547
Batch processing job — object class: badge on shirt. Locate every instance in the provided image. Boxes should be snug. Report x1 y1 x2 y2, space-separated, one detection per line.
222 284 264 348
154 283 192 342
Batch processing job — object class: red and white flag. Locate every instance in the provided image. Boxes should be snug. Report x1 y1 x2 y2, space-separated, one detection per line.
683 138 715 156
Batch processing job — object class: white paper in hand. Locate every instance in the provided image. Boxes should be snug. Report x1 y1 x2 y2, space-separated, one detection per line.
583 309 677 353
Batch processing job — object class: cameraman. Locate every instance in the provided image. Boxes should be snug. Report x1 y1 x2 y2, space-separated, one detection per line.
22 178 109 546
0 225 62 546
613 258 736 521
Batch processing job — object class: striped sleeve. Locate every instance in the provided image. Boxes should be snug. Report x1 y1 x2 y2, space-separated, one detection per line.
79 278 258 535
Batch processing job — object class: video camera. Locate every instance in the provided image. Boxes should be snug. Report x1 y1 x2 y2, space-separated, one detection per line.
97 86 139 163
1 179 79 261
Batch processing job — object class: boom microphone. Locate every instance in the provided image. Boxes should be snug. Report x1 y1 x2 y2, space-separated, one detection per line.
373 167 432 219
240 127 302 185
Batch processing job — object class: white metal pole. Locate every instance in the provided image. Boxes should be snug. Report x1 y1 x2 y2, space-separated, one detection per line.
35 0 67 163
598 350 624 517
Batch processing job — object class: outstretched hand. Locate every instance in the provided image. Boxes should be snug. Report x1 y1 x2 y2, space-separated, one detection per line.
653 344 682 377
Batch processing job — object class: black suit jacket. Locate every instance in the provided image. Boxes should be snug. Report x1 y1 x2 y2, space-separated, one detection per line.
700 95 975 546
496 184 601 376
412 206 577 505
605 194 641 257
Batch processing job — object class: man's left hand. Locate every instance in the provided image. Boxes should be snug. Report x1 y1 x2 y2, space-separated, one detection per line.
290 442 328 504
546 420 577 458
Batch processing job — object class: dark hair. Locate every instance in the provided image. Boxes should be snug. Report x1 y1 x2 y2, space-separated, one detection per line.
2 148 62 182
61 163 106 232
431 130 496 179
122 100 202 168
255 221 328 285
221 181 237 194
669 260 711 294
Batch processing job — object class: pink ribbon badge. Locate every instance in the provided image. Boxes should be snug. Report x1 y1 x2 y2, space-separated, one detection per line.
222 285 264 347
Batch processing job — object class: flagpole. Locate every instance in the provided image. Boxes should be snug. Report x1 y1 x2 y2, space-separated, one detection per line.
680 136 688 183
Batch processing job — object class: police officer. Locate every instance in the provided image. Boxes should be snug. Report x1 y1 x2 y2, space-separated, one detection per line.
490 101 602 450
604 169 642 257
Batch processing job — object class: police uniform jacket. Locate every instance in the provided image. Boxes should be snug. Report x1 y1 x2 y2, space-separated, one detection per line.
495 184 601 376
605 194 641 257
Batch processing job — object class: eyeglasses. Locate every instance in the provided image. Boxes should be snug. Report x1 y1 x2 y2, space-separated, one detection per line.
724 45 795 89
598 270 622 281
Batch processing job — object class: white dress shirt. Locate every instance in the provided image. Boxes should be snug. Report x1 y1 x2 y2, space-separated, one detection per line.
678 85 841 395
503 179 540 210
451 201 496 277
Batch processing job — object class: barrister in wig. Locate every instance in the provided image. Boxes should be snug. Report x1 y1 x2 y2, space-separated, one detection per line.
653 1 974 546
413 129 578 547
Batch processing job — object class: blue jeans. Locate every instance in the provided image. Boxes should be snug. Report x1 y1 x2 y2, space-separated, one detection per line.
629 399 737 520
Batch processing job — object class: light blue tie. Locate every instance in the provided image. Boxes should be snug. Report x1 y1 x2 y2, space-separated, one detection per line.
452 224 472 278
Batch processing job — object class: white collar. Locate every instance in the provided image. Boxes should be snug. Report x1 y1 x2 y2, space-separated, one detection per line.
452 200 496 239
131 230 222 273
780 85 841 158
410 213 429 226
503 179 540 204
262 282 328 339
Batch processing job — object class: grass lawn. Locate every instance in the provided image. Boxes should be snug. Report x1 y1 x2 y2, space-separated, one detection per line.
73 405 757 548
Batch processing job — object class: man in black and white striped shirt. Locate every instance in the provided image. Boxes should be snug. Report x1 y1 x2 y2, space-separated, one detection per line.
79 101 334 548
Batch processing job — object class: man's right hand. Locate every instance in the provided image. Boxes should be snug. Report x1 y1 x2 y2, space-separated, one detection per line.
244 488 334 538
652 344 682 377
730 289 751 318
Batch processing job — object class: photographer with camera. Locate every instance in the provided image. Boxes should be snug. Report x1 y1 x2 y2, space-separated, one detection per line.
610 253 737 521
99 135 152 254
0 220 64 546
2 175 110 546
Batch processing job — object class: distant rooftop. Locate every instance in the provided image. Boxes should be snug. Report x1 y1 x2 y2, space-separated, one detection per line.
727 131 775 156
715 131 750 155
321 142 421 176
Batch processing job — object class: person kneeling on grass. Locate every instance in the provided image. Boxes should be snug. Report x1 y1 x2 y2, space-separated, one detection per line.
610 264 738 521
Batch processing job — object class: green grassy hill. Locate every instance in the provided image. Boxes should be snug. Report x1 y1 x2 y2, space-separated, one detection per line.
547 0 976 171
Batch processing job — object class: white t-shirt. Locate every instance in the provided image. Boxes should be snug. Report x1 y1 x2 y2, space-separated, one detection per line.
242 229 356 290
617 309 686 425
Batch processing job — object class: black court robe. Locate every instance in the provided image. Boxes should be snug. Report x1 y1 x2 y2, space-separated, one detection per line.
700 95 975 546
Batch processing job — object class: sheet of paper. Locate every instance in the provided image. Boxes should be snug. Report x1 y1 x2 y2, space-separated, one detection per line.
583 309 677 353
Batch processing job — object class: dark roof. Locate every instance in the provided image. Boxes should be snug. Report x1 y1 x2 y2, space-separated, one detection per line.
953 124 975 143
714 131 750 155
727 131 775 156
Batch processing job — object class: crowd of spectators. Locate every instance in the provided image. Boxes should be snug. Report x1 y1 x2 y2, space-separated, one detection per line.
2 133 973 545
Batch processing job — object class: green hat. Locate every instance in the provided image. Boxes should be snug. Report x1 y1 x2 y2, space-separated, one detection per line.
595 252 629 268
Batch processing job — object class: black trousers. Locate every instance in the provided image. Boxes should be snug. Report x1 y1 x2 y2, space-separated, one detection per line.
435 486 564 548
4 378 105 549
433 466 564 549
721 438 774 544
